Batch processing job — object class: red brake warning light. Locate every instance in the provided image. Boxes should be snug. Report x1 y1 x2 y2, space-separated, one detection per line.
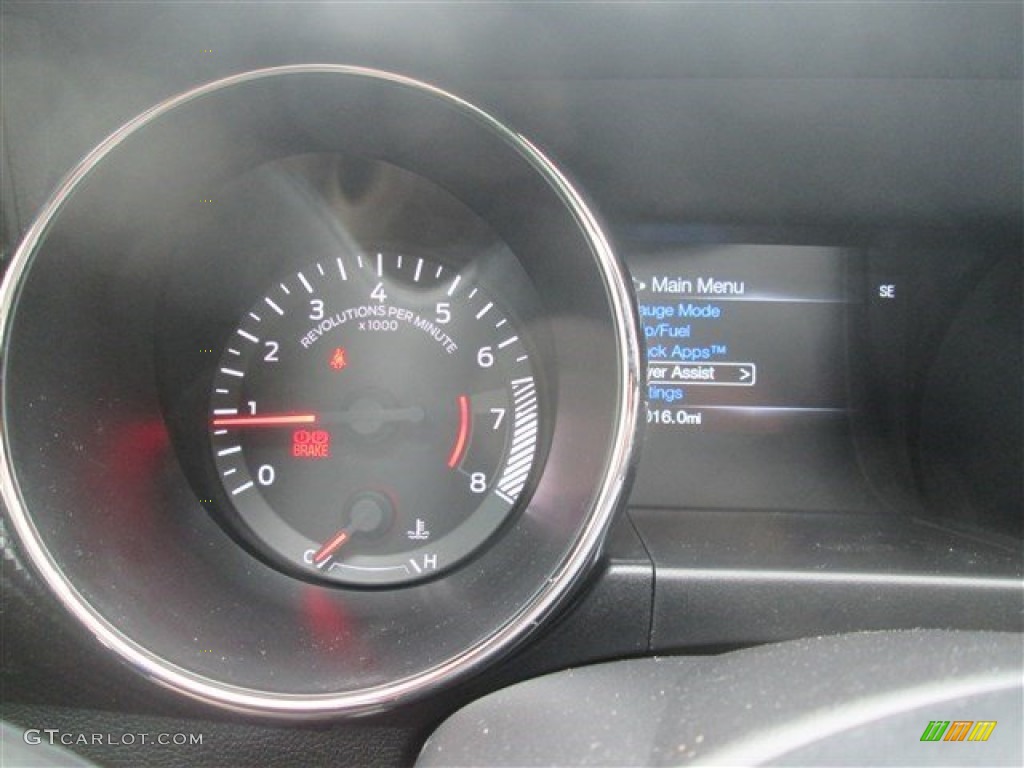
292 429 331 459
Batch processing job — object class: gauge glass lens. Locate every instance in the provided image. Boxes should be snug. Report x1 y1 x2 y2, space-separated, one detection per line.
209 252 539 586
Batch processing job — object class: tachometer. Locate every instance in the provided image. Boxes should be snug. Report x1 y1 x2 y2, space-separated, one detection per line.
209 251 539 586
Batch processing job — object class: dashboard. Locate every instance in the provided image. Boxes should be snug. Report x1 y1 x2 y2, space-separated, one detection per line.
1 3 1021 767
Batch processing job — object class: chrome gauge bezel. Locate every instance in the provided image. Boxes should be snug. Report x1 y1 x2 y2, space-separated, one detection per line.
0 66 641 716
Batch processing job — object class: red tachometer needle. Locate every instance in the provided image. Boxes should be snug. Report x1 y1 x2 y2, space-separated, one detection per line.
313 529 350 565
211 413 317 427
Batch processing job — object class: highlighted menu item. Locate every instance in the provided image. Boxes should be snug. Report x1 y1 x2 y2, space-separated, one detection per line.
648 362 756 386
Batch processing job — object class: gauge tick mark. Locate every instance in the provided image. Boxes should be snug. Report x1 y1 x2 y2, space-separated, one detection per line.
231 481 254 496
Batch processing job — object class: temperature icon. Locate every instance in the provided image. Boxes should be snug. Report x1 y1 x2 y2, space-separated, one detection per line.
407 519 431 541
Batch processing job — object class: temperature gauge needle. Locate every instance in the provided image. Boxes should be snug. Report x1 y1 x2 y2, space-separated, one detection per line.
211 413 317 427
312 493 394 567
313 529 351 565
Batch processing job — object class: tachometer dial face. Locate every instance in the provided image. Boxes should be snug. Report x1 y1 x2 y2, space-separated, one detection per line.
209 252 539 586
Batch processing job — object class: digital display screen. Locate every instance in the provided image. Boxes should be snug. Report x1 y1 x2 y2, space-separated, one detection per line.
628 244 873 510
637 244 847 430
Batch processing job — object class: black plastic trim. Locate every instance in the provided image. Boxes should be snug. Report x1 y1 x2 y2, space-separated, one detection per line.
631 508 1023 651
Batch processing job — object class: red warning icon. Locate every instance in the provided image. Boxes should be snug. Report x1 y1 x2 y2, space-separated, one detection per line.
292 429 331 459
329 347 348 371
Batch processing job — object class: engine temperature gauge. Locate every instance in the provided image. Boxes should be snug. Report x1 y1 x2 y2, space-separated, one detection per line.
209 252 540 586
